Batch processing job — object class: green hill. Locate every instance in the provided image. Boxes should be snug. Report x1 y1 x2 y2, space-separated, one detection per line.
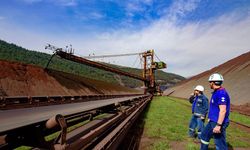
0 39 185 88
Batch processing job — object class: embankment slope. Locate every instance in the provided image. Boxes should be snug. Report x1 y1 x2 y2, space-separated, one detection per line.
164 51 250 106
0 60 141 96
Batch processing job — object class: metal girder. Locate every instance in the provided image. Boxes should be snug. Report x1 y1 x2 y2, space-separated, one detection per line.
0 94 143 110
0 95 152 149
55 50 147 82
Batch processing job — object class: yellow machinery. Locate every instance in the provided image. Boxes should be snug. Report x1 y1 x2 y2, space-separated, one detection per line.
142 50 167 94
46 45 167 94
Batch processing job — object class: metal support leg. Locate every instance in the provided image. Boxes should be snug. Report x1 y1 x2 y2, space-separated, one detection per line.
46 114 67 150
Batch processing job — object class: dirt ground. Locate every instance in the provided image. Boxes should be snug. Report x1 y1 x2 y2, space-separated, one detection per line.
231 103 250 116
121 97 250 150
127 115 250 150
164 51 250 106
0 60 142 97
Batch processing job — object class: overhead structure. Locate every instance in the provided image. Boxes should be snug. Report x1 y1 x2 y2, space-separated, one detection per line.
45 44 166 94
82 52 143 59
142 50 155 91
141 50 167 93
0 45 167 149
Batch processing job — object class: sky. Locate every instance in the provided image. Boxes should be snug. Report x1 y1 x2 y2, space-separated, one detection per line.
0 0 250 77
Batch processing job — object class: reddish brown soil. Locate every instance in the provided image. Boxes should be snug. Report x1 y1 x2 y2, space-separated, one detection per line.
138 136 165 150
0 60 141 96
0 135 5 145
231 103 250 116
164 51 250 107
169 96 250 116
169 141 186 150
174 51 250 86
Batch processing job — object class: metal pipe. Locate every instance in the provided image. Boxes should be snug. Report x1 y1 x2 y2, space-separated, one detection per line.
46 114 64 129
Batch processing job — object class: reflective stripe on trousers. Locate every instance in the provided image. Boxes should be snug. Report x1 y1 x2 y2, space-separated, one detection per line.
201 139 209 145
200 121 229 150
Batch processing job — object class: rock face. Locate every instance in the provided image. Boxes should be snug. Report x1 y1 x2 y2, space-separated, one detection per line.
0 60 141 96
164 51 250 105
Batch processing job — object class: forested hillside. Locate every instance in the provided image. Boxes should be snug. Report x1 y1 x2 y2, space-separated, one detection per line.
0 39 185 88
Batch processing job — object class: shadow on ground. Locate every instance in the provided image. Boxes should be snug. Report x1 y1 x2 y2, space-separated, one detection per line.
117 101 151 150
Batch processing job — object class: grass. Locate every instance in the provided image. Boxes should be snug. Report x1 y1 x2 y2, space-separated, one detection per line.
230 112 250 127
169 97 250 127
14 146 32 150
12 97 250 150
143 96 196 149
152 141 171 150
142 96 250 150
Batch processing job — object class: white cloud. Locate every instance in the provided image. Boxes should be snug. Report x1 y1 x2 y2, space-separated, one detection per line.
164 0 201 21
19 0 77 6
0 16 5 20
124 0 154 17
19 0 43 4
1 1 250 77
57 0 77 6
126 3 143 12
88 12 104 20
76 11 105 21
81 13 250 77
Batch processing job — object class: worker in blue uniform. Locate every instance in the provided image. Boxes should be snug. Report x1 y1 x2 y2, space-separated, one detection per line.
188 85 209 139
200 73 230 150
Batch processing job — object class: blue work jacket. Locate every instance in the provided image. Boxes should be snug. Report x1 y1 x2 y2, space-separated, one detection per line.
189 94 209 117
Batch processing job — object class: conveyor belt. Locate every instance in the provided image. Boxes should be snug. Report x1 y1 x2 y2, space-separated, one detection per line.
0 95 143 133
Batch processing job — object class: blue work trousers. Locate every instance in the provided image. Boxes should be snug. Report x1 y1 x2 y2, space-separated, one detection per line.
200 121 229 150
189 115 205 139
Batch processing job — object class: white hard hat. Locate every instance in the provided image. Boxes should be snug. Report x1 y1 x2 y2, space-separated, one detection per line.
208 73 224 82
194 85 204 92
